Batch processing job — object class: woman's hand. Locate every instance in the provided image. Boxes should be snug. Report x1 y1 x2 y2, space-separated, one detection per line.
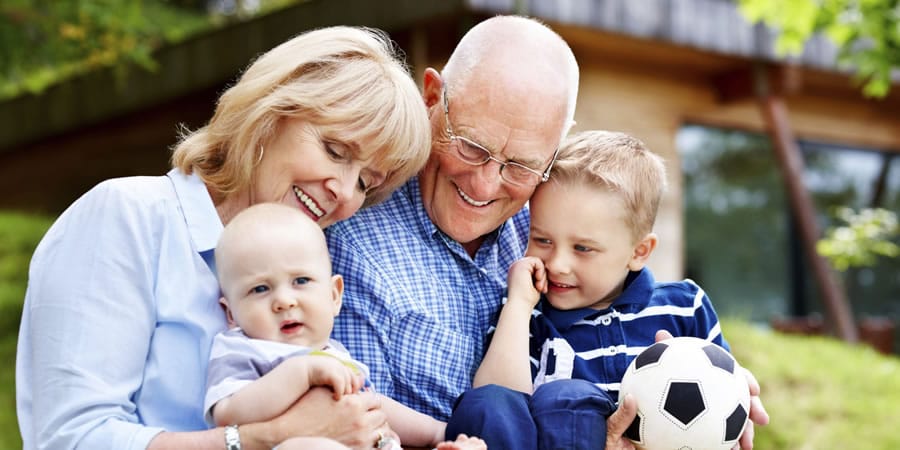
274 437 350 450
244 387 389 449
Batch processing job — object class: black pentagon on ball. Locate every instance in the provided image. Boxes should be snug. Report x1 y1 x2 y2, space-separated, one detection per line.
634 342 669 370
724 403 749 441
702 344 735 374
663 381 707 427
624 414 643 443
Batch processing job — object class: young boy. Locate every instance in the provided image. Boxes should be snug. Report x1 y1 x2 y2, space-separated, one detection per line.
205 203 486 450
445 130 730 449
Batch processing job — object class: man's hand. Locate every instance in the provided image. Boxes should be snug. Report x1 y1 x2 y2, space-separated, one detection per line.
604 393 637 450
737 364 769 449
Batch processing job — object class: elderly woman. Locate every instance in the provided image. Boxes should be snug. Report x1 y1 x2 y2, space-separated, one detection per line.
16 26 430 450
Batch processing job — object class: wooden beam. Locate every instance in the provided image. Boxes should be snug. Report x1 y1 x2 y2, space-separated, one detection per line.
755 65 859 342
715 63 802 104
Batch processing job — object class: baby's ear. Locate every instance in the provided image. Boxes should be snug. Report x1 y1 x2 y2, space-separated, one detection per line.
331 275 344 316
219 297 237 327
628 232 658 271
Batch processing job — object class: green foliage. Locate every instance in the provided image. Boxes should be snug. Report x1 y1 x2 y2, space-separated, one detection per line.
0 211 52 449
0 0 304 102
817 207 899 271
0 212 53 336
725 318 900 449
738 0 900 97
0 333 22 450
0 0 213 100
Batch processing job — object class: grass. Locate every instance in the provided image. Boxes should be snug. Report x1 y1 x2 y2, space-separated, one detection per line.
0 213 53 336
1 211 899 449
724 318 900 449
0 211 53 450
0 334 20 450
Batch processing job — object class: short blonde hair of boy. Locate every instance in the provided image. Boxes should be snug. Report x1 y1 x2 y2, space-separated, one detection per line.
549 130 667 241
171 26 431 208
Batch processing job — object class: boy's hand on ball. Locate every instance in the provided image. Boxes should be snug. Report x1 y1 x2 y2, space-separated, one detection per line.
654 329 674 342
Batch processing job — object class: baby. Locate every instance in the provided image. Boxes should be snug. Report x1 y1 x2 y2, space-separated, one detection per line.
206 202 485 450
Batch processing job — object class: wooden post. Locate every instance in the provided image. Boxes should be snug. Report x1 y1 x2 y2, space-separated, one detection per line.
755 65 859 342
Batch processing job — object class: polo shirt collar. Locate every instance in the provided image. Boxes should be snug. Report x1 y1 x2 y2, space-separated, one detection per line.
611 268 655 307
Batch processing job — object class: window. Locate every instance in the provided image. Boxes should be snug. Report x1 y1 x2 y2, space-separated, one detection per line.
678 125 899 351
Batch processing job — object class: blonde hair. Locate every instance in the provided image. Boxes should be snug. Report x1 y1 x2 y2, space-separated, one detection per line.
549 130 667 240
171 26 430 207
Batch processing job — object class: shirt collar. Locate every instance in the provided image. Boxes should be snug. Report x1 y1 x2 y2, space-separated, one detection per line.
611 268 655 307
404 176 439 238
167 168 223 254
538 300 601 330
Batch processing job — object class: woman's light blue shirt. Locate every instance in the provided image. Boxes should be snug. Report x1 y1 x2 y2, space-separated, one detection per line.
16 169 227 450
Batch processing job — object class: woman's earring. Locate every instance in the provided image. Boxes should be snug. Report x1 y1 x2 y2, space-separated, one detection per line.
256 146 265 164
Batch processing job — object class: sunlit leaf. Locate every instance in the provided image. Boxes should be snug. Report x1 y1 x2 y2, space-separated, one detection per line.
738 0 898 97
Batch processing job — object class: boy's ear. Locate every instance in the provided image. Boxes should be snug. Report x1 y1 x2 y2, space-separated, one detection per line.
331 274 344 316
219 297 236 328
422 68 443 109
628 232 658 271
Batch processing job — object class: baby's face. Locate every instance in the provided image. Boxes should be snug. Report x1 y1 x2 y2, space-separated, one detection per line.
219 225 341 348
526 180 639 311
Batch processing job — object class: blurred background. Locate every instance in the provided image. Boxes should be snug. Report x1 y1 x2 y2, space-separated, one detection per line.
1 0 898 448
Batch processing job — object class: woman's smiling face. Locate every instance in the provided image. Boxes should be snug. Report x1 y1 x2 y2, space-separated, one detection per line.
246 118 386 228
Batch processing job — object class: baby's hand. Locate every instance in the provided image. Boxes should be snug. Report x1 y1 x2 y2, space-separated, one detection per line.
507 256 546 308
305 354 363 400
435 434 487 450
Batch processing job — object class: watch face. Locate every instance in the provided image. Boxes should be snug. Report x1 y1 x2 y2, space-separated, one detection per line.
225 425 241 450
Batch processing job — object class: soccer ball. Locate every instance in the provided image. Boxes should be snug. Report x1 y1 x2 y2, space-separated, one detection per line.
618 337 750 450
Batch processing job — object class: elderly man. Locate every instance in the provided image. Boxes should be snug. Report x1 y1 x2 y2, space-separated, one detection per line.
326 15 576 421
326 15 768 449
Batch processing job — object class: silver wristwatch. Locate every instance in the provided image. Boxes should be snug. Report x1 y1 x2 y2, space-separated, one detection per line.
224 424 241 450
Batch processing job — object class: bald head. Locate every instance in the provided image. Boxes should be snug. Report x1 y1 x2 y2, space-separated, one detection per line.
215 203 331 282
442 15 579 136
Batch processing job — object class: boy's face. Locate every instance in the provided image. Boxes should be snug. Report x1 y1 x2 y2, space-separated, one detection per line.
218 224 342 349
526 180 649 310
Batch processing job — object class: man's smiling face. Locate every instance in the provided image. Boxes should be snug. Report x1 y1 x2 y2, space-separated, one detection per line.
418 72 565 249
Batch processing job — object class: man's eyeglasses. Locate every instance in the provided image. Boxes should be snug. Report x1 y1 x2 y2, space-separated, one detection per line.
442 86 558 187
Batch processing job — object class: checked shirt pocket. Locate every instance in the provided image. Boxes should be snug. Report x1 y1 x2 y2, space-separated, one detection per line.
391 312 478 412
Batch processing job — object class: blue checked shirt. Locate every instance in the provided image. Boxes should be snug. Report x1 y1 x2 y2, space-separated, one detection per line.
325 176 530 420
529 268 728 402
